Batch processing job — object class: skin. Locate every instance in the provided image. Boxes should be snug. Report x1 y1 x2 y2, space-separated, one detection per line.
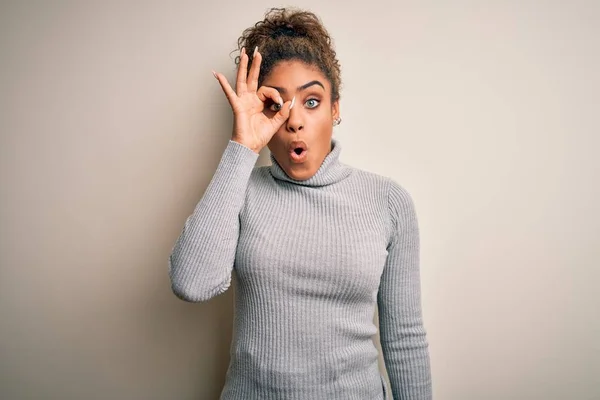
213 47 339 181
263 60 339 181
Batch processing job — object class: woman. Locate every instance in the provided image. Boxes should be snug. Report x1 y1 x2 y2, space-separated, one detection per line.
169 7 432 400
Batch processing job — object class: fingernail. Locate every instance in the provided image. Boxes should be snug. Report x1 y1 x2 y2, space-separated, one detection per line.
212 70 218 79
254 46 258 56
241 47 246 56
278 97 283 106
290 96 296 110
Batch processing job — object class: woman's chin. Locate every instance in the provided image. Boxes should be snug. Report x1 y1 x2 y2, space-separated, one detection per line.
284 165 314 181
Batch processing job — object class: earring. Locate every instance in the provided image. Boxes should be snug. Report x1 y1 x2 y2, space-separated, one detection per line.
333 117 342 126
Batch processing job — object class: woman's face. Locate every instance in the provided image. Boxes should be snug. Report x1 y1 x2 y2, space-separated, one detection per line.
262 60 339 181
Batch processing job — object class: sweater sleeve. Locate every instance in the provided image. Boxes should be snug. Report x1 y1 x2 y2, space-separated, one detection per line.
168 140 259 302
378 180 432 399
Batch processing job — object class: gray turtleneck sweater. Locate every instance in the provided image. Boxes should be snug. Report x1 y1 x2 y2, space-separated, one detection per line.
169 139 432 400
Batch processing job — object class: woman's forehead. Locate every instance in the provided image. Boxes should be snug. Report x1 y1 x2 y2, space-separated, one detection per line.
263 60 330 92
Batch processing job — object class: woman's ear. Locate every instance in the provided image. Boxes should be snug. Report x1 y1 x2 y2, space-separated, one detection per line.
331 99 340 120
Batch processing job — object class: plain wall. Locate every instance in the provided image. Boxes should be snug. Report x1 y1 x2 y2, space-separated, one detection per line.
1 1 598 399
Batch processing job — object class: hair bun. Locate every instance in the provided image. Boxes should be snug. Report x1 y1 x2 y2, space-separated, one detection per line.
271 22 306 38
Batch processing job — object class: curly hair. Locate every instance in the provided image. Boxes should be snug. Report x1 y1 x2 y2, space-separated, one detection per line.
235 7 342 102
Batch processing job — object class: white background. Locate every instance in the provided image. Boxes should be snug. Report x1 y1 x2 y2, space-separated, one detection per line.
1 1 598 399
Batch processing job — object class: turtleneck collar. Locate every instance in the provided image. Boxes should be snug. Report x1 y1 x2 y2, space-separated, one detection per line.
269 138 352 187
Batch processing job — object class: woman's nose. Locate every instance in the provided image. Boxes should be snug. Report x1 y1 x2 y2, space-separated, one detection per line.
286 104 304 132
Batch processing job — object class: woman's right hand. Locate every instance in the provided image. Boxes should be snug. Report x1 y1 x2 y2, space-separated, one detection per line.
213 47 293 154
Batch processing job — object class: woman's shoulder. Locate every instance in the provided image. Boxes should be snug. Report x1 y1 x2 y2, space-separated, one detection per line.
346 164 416 215
346 164 390 184
347 164 411 194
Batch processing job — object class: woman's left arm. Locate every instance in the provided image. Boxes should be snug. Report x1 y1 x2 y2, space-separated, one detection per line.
377 180 432 400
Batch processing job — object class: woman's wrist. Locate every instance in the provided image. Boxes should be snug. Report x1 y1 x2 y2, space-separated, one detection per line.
231 137 261 154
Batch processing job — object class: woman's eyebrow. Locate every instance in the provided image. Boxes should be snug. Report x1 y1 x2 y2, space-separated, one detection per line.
266 80 325 94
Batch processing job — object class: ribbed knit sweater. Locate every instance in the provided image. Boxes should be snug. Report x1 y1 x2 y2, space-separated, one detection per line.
169 138 432 399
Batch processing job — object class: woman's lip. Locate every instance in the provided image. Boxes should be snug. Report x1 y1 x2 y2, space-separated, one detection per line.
289 140 308 152
289 148 308 163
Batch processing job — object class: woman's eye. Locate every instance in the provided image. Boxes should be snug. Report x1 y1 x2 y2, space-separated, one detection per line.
268 102 282 112
305 99 320 109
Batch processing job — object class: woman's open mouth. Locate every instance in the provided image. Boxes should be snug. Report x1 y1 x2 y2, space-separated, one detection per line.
289 141 308 163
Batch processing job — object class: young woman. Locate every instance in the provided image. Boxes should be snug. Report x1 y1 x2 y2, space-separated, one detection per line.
169 8 432 399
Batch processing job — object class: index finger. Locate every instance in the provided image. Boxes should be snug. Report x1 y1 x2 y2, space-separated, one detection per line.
235 47 248 94
247 47 262 93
